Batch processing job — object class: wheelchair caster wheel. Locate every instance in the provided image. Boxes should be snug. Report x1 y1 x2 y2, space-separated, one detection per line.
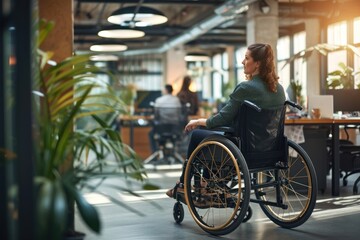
173 202 184 224
343 179 348 186
242 206 252 223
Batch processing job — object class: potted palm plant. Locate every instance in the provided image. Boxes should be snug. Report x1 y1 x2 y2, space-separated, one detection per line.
34 19 157 240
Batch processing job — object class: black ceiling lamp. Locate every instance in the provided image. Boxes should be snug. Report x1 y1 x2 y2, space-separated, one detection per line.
107 6 168 27
90 43 128 52
259 0 270 14
90 55 119 62
97 26 145 39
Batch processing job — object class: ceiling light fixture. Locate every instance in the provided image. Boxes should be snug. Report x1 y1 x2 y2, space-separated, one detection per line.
90 54 119 62
184 53 210 62
98 27 145 39
108 6 168 27
259 0 270 14
90 43 128 52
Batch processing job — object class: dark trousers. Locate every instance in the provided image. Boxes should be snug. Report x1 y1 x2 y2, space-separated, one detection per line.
179 129 223 183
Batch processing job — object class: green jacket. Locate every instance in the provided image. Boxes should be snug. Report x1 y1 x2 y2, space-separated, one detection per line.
206 75 286 128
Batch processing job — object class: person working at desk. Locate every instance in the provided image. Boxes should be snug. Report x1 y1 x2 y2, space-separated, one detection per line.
149 84 182 153
166 43 286 198
177 75 199 115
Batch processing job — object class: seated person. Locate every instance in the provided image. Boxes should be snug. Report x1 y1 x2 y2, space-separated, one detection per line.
148 84 182 153
166 43 286 197
177 75 199 115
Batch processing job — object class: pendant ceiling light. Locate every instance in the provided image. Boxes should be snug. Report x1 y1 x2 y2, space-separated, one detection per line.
108 6 168 27
184 53 210 62
98 27 145 39
90 43 128 52
90 54 119 62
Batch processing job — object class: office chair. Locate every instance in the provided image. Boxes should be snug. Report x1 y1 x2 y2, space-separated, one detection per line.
144 106 188 165
327 125 360 194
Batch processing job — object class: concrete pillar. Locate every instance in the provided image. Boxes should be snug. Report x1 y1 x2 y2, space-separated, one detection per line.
165 46 187 93
246 0 279 51
226 46 236 84
39 0 73 62
305 19 321 96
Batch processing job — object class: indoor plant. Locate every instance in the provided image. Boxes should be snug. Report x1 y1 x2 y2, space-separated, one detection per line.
34 19 157 240
327 62 360 89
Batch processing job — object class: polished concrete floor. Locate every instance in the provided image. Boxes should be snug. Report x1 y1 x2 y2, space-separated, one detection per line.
75 163 360 240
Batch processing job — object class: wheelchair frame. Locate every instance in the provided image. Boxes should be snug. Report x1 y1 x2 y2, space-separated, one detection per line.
171 101 318 236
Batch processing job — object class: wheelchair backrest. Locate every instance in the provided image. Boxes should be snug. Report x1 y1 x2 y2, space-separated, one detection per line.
234 101 287 169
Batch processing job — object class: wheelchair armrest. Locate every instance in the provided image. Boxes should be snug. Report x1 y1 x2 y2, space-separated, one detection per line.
285 100 303 111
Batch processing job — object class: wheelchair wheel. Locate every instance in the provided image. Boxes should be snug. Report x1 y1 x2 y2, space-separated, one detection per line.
242 205 252 223
255 140 317 228
183 135 251 235
173 202 184 224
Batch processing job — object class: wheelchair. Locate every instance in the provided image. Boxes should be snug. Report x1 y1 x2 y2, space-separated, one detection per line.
171 100 318 235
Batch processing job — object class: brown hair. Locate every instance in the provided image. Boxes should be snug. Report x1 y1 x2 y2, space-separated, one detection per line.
180 75 192 91
247 43 279 92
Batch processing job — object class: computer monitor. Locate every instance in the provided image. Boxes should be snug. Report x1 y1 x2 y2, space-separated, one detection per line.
307 95 334 118
135 90 162 113
326 89 360 112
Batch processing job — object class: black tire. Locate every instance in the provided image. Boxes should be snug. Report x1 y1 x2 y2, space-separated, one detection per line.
255 140 318 228
173 202 184 224
183 135 251 235
242 206 252 223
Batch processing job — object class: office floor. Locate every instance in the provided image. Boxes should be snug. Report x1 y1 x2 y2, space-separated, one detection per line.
75 163 360 240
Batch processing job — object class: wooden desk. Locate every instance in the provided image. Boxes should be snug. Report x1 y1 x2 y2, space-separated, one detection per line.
119 115 153 159
285 117 360 196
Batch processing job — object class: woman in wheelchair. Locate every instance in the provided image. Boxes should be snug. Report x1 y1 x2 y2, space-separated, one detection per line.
166 43 286 198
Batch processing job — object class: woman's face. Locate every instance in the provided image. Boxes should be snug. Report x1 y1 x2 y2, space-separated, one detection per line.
242 50 260 76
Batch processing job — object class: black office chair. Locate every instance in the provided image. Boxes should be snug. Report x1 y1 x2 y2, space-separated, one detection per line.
144 106 188 165
327 125 360 194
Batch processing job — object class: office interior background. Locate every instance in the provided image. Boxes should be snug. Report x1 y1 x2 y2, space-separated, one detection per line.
1 0 360 239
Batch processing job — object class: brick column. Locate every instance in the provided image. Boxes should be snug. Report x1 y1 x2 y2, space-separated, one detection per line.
39 0 73 62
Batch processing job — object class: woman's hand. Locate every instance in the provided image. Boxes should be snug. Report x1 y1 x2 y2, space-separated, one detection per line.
184 118 207 132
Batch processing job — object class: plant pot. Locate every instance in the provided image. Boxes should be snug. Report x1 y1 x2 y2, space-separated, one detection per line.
63 230 86 240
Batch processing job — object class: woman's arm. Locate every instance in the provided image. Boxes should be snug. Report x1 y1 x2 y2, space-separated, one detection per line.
184 118 207 132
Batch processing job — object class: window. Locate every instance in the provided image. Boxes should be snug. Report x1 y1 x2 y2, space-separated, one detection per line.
277 36 290 88
212 53 223 101
326 19 360 89
235 46 247 83
293 31 307 101
327 21 347 83
353 17 360 44
353 17 360 88
277 32 307 105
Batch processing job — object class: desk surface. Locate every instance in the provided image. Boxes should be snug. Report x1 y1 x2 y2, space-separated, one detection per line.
285 117 360 125
121 115 360 125
119 114 201 121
